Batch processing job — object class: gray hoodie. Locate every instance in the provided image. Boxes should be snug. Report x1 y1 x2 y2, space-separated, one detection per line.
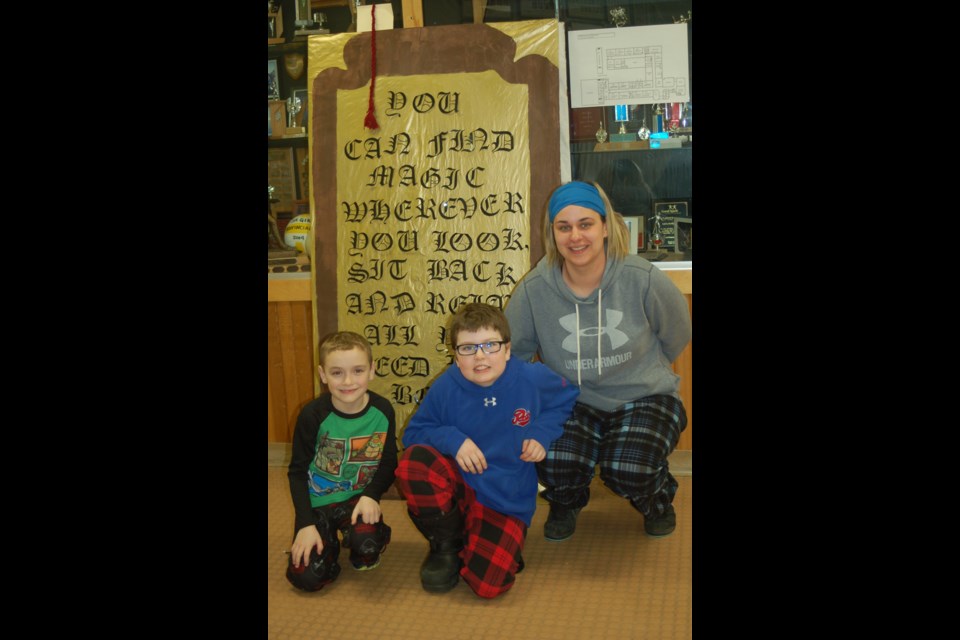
505 254 691 412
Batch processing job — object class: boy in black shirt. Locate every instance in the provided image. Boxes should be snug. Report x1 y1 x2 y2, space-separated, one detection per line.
286 331 398 591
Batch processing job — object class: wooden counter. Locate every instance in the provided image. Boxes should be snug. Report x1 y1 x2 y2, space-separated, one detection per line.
268 275 311 302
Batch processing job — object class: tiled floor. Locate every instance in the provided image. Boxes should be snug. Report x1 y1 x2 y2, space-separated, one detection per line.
268 452 692 640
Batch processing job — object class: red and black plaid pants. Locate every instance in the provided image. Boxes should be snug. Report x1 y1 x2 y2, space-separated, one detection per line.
396 444 526 599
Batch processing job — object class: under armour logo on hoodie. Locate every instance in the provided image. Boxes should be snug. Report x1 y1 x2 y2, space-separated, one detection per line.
559 308 629 353
483 397 497 407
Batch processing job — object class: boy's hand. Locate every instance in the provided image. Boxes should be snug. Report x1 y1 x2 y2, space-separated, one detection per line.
519 438 546 462
456 438 488 474
290 524 323 568
351 495 382 525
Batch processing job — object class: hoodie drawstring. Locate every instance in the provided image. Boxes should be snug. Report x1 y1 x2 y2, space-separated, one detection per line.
573 288 603 386
597 288 602 377
574 303 582 386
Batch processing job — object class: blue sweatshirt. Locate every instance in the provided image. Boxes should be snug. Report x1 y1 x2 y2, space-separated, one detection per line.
402 358 579 526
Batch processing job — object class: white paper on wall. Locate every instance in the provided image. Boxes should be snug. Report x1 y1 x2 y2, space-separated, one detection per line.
567 23 689 108
357 3 395 32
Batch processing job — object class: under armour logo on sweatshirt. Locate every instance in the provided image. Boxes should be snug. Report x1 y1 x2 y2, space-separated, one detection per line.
483 397 497 407
559 308 629 352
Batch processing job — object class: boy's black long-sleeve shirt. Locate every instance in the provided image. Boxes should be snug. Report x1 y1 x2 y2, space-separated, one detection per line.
287 391 398 533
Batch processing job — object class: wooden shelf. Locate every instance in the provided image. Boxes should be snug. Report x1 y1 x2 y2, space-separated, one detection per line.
311 0 353 8
594 141 650 152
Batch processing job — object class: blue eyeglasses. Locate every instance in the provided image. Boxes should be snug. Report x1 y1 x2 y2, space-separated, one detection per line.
454 340 508 356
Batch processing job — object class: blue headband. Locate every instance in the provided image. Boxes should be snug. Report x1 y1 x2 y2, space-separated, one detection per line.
548 182 606 222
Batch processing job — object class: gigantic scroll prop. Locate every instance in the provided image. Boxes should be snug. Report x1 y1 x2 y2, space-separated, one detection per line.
307 20 561 435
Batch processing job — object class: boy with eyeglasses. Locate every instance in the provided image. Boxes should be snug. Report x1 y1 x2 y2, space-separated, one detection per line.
395 303 579 598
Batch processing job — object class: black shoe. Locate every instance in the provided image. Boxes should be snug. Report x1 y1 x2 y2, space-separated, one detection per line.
348 521 391 571
644 504 676 537
408 509 464 593
420 540 462 592
544 505 581 541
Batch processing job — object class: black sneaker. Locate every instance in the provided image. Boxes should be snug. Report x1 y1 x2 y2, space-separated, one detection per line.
346 522 391 570
544 505 581 541
644 504 676 537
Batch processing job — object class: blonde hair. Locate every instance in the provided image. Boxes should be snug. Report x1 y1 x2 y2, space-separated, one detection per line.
541 181 630 267
318 331 374 367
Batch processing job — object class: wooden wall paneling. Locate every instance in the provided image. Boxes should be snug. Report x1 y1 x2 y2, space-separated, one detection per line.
268 376 276 442
289 301 316 442
277 302 304 443
269 300 316 443
268 302 290 442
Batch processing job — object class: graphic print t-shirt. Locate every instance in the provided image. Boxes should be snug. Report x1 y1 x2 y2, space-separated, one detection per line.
307 399 391 508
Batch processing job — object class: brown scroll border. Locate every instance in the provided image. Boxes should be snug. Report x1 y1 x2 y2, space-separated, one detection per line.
308 22 561 340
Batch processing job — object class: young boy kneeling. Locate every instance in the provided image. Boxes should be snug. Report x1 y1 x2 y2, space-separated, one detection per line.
286 331 397 591
396 303 579 598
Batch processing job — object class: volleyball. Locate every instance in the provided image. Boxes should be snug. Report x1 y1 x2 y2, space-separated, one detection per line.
284 213 311 253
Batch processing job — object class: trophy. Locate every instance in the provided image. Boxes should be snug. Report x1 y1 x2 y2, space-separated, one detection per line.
650 213 664 253
609 6 628 27
653 104 664 133
294 0 329 36
595 123 608 143
637 119 650 140
295 0 311 29
286 96 303 134
666 102 683 133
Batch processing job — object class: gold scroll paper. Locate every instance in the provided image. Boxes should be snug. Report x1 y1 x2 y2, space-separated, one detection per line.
338 72 530 434
308 20 560 437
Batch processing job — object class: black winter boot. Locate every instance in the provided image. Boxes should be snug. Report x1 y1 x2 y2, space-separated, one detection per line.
408 508 464 593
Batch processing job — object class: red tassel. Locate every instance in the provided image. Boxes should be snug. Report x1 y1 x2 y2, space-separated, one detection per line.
364 4 379 130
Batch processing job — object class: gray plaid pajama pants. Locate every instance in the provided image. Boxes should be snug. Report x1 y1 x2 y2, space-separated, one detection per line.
536 393 687 519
